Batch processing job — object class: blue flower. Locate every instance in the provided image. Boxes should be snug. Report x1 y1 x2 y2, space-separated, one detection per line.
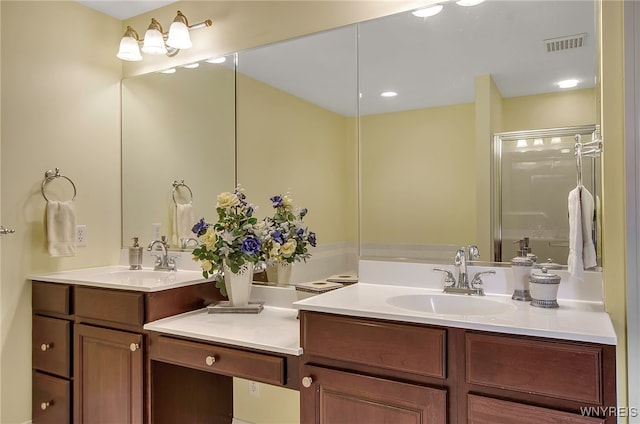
273 229 286 245
241 236 261 255
270 195 283 208
296 228 305 238
247 206 254 217
308 232 317 247
192 218 208 236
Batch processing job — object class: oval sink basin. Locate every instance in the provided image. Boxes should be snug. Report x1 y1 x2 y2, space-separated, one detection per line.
387 294 517 316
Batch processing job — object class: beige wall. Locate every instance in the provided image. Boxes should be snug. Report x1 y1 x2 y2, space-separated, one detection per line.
237 73 354 245
0 2 122 423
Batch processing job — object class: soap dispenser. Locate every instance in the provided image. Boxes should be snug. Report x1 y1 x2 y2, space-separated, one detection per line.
511 239 533 301
522 237 538 264
129 237 143 270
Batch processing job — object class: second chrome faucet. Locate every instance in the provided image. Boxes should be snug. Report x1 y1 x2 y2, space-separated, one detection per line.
148 236 177 271
434 245 495 295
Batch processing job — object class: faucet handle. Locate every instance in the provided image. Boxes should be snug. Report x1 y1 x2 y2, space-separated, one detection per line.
167 255 179 271
470 270 496 293
467 245 480 261
433 267 456 287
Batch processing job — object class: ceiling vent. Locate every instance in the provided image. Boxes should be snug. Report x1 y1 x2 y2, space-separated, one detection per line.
544 33 587 53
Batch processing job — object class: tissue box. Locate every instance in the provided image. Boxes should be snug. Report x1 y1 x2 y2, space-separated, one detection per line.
295 281 343 300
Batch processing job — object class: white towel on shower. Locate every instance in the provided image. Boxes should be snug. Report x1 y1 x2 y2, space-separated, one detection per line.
173 203 195 247
581 187 597 269
46 200 77 257
567 187 584 280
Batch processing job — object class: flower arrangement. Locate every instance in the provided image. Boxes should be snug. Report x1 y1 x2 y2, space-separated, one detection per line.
191 187 265 296
263 194 317 265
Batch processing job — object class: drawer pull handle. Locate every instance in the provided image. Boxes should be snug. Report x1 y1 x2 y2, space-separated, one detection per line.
41 343 52 351
130 343 140 352
205 355 216 366
302 376 313 388
41 401 53 410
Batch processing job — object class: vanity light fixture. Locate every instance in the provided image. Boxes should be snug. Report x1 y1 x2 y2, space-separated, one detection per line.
533 138 544 146
159 68 177 74
551 137 562 144
183 63 200 69
558 79 579 89
205 57 226 64
412 5 444 18
516 139 528 148
380 91 398 97
117 11 212 62
456 0 485 6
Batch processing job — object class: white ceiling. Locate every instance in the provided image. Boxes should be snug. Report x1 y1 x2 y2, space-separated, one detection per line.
77 0 178 20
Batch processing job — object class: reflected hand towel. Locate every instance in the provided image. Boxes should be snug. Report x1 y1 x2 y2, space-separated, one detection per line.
581 187 597 269
174 203 195 247
46 200 77 257
567 187 583 280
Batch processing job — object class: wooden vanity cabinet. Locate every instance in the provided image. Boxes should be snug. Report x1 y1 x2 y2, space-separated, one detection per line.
299 311 616 424
32 280 219 424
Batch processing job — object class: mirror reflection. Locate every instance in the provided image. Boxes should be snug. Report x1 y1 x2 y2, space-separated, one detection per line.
358 0 597 264
121 55 236 250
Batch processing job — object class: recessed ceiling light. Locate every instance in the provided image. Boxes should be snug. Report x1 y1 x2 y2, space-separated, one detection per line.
558 79 579 89
206 57 226 64
183 63 200 69
516 139 528 148
456 0 485 6
380 91 398 97
412 5 444 18
533 138 544 146
159 68 176 74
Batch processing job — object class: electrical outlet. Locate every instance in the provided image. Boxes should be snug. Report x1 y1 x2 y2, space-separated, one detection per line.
76 225 87 247
249 381 260 398
151 223 162 241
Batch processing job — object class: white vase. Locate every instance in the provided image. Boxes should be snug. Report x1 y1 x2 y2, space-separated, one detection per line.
276 261 293 285
223 261 254 307
266 264 278 283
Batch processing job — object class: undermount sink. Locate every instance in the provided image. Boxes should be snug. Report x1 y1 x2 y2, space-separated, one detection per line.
88 268 204 286
386 294 517 316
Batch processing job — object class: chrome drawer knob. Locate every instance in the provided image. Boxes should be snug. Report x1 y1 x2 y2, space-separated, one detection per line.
129 343 139 352
302 376 313 388
41 343 52 351
41 401 52 410
205 355 216 366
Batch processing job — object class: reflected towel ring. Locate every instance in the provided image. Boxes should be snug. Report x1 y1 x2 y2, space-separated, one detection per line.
172 180 193 205
41 168 77 202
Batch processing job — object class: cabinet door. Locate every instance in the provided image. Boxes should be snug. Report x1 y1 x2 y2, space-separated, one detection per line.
74 324 143 424
300 365 446 424
33 371 71 424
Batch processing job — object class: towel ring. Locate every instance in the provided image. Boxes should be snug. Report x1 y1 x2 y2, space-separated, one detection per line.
172 180 193 205
41 168 77 202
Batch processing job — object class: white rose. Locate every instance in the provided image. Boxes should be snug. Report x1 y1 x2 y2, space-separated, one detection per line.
269 242 281 258
216 192 240 209
283 195 294 210
201 260 213 272
281 239 297 257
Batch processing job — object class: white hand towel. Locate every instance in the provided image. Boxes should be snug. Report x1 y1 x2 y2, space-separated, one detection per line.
174 203 195 247
46 200 77 257
567 187 584 280
581 187 597 269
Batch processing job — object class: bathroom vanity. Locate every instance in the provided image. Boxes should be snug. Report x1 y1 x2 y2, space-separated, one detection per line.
31 260 617 424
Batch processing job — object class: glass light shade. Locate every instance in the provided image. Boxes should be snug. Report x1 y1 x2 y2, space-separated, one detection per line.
412 5 444 18
117 36 142 61
166 21 192 49
142 28 167 55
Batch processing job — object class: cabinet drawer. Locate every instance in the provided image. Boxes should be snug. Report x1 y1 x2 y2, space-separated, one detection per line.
33 371 71 424
32 281 71 316
302 312 446 379
33 316 71 378
151 336 285 386
467 394 605 424
466 332 604 404
75 286 144 327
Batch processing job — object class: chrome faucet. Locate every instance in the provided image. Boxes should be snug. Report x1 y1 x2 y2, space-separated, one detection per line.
147 236 176 271
181 237 199 250
434 245 494 295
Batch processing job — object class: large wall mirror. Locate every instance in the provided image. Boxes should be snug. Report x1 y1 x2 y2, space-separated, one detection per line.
121 0 598 274
358 0 597 266
122 55 236 249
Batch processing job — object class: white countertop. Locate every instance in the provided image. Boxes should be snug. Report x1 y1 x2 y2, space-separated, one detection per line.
30 265 210 292
293 283 617 345
144 306 302 356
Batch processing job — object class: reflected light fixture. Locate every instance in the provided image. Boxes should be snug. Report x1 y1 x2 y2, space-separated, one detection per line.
533 138 544 146
558 79 579 89
117 11 212 62
183 63 200 69
412 5 444 18
456 0 485 6
205 57 226 64
516 139 528 148
551 137 562 144
380 91 398 97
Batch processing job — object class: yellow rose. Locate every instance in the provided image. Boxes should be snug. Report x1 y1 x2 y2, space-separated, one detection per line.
281 239 297 257
282 195 294 210
269 242 281 258
201 260 213 272
216 192 240 209
202 228 217 249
